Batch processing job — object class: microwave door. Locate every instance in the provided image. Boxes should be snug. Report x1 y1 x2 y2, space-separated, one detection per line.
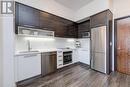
82 32 90 38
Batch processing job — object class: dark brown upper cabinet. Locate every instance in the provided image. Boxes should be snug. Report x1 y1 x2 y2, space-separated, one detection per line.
90 10 111 28
39 11 77 38
78 20 90 38
15 2 77 38
67 23 78 38
15 2 40 28
39 11 55 31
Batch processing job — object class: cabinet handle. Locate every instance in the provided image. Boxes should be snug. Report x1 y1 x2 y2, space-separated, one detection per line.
23 25 35 28
23 54 37 58
58 56 62 57
50 53 57 55
58 51 62 53
43 28 48 30
58 60 62 61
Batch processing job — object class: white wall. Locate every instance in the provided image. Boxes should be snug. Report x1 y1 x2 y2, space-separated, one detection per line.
15 0 75 21
0 15 15 87
74 0 110 21
2 16 15 87
0 0 15 87
108 0 113 12
113 0 130 19
0 12 3 87
0 1 15 87
15 36 76 52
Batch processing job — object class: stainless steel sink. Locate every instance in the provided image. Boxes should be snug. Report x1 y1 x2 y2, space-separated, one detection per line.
19 51 39 54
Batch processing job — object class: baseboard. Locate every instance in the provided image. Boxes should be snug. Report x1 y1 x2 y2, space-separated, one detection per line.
78 62 90 66
16 75 42 87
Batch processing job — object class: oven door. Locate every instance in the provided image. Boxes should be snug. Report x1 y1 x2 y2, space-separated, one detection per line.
63 51 72 65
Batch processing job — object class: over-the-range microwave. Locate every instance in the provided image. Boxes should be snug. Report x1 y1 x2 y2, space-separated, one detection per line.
82 32 90 38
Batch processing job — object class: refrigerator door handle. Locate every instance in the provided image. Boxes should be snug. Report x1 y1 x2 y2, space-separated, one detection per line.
110 42 112 46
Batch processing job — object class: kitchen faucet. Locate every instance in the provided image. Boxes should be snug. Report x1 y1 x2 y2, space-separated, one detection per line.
27 40 32 51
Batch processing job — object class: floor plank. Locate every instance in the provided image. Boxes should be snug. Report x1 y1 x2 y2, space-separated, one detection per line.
17 64 130 87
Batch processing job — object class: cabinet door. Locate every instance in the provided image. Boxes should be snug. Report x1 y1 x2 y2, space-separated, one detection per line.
49 54 57 73
55 26 67 37
54 17 71 38
78 50 90 65
16 54 41 81
72 50 78 63
90 11 107 28
67 23 78 38
16 3 40 28
40 11 55 31
78 20 90 38
40 11 68 37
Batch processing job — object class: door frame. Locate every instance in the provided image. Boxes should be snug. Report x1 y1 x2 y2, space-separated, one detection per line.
114 15 130 71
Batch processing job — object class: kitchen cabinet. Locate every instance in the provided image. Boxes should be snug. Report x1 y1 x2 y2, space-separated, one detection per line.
78 50 90 65
15 54 41 82
78 38 90 65
15 2 40 28
55 25 68 38
67 23 78 38
72 49 79 63
78 20 90 38
90 10 110 28
39 11 55 31
15 2 77 38
41 52 57 76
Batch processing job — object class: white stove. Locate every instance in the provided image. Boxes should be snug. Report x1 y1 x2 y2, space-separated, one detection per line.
57 48 73 69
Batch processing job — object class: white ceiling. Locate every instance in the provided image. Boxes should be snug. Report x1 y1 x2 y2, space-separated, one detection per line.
55 0 94 10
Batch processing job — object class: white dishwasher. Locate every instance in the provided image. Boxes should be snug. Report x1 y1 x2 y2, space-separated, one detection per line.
15 53 41 82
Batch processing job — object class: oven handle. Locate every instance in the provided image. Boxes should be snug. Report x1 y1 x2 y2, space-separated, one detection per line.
63 54 72 56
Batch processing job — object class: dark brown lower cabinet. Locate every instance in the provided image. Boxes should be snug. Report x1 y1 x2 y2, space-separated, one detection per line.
41 52 57 76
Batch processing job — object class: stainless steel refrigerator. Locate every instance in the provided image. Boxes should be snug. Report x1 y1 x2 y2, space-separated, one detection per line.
91 26 107 74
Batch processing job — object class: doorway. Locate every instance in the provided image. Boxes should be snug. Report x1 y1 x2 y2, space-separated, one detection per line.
115 16 130 74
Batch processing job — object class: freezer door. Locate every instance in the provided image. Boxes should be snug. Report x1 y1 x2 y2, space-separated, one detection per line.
91 53 106 73
91 26 106 53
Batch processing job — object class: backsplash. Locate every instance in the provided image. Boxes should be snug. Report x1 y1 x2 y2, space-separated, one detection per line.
15 35 76 52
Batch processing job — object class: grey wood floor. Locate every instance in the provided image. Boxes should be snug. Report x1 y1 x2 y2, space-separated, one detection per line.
18 64 130 87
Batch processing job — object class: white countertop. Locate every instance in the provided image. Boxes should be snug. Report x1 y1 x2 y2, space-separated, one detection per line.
15 48 77 56
15 49 58 56
38 49 58 52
